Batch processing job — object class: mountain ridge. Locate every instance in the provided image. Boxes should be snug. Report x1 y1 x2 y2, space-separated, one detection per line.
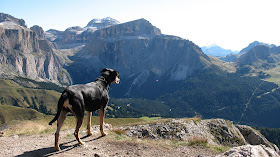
201 45 238 57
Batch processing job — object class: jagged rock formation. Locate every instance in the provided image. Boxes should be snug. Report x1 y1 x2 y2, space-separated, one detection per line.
236 125 279 152
0 13 71 84
67 18 211 96
123 119 246 146
122 119 277 149
217 145 279 157
118 118 279 154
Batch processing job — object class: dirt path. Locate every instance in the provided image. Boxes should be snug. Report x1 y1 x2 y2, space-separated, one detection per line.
0 128 217 157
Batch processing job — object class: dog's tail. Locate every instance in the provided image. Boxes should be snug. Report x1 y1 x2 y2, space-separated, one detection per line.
49 91 67 125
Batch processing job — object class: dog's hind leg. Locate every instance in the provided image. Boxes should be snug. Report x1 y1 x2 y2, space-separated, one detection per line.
99 108 106 136
74 116 85 145
86 111 93 136
54 109 68 151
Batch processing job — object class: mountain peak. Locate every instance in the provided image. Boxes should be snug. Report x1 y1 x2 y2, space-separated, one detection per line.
201 44 238 57
0 13 26 27
86 17 120 29
90 18 161 40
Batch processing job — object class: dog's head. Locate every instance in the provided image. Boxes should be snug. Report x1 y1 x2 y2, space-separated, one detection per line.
101 68 120 84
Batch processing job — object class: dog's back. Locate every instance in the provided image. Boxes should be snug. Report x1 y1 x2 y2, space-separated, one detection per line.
65 82 109 111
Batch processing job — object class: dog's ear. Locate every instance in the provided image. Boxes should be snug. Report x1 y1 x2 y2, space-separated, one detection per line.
101 68 109 73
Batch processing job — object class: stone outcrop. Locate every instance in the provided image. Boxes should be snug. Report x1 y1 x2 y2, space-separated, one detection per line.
216 145 279 157
122 119 246 146
236 125 279 152
118 118 278 152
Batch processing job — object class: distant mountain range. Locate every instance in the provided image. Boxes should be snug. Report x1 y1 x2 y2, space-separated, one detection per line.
201 44 239 57
1 13 280 128
219 41 277 62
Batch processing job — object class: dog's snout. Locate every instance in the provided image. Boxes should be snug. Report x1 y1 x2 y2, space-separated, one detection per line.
116 77 120 84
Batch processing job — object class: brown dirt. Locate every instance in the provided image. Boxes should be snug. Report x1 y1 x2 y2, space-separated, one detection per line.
0 128 218 157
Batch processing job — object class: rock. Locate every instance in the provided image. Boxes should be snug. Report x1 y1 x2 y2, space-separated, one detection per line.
216 144 280 157
205 119 247 147
0 131 4 137
236 124 279 152
121 118 280 153
123 118 247 146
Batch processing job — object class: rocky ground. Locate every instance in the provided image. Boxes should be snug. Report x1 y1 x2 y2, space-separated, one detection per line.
1 118 279 157
0 128 217 157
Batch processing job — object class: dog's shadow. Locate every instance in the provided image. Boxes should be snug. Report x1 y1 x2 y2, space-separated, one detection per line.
16 135 104 157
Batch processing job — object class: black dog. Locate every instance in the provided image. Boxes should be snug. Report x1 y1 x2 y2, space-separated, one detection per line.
49 68 120 151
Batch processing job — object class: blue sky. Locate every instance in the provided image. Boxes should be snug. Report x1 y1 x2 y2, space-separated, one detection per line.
1 0 280 51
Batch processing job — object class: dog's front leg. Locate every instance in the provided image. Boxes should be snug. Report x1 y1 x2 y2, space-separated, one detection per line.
100 108 106 136
86 111 93 136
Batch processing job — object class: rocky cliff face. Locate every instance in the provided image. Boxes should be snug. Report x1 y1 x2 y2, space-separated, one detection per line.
0 14 71 84
67 19 211 96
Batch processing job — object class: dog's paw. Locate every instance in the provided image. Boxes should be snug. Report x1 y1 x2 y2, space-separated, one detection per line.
79 141 85 145
101 132 107 136
87 132 93 136
54 146 61 151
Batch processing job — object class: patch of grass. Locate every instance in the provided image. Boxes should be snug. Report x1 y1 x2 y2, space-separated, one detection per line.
0 105 44 124
139 116 161 121
183 116 202 125
188 136 208 147
2 115 150 136
264 64 280 86
0 79 61 114
169 139 189 147
112 128 126 135
209 145 230 154
114 134 128 140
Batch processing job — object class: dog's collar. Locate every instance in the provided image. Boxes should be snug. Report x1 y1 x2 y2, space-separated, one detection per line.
95 76 110 90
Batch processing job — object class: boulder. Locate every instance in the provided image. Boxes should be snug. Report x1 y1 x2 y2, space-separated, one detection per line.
216 144 279 157
236 124 279 152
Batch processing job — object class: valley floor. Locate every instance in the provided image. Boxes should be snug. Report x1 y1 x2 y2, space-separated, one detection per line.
0 128 217 157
